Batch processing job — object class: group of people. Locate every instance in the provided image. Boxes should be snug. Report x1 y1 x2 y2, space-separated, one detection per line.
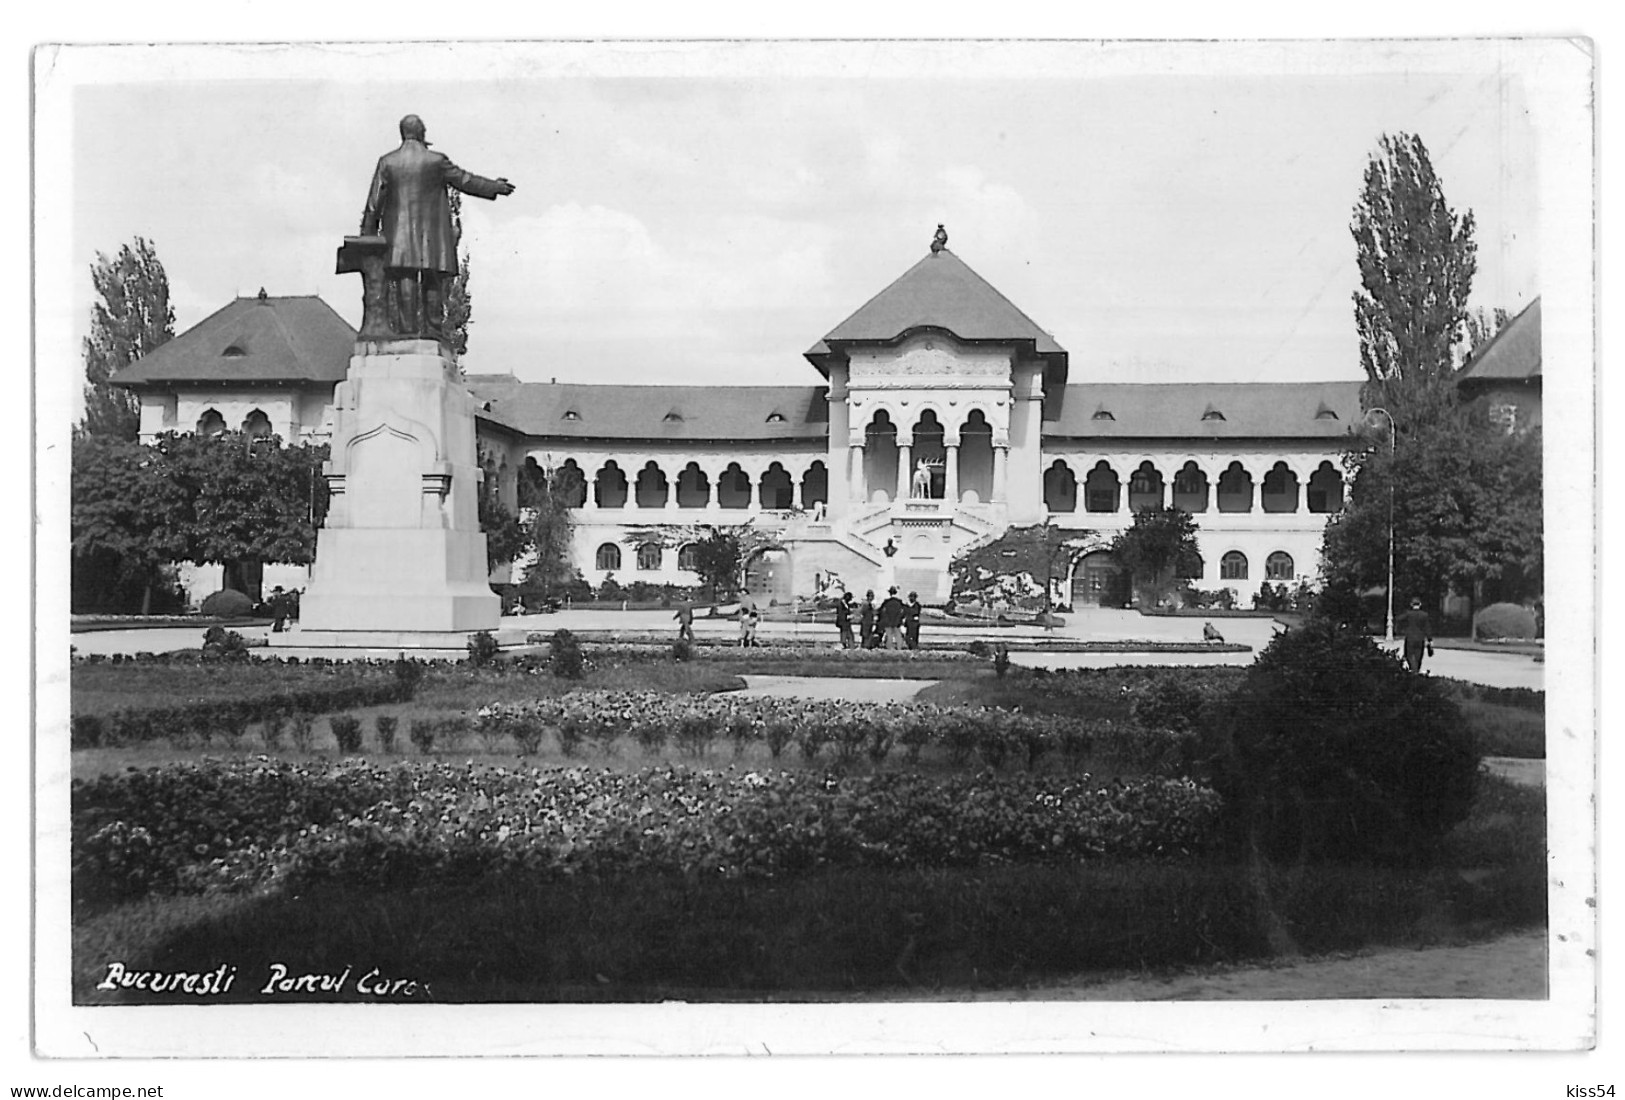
834 587 923 650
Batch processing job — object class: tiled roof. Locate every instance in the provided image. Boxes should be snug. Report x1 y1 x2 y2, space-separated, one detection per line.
113 293 356 386
465 380 829 442
1045 381 1366 440
1458 298 1541 385
807 248 1066 370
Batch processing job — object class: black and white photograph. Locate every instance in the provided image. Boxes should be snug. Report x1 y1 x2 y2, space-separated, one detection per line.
27 31 1599 1089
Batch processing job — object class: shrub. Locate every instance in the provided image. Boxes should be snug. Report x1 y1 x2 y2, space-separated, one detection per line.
672 639 693 662
993 644 1010 680
200 625 250 662
71 714 105 749
260 712 286 751
1205 618 1477 865
288 713 316 753
393 656 424 695
199 588 255 618
1474 602 1539 641
330 715 363 754
466 631 501 667
1129 675 1208 734
374 715 398 754
409 719 436 754
549 629 585 680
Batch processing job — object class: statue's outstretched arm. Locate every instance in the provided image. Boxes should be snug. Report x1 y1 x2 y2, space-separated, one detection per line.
443 158 516 201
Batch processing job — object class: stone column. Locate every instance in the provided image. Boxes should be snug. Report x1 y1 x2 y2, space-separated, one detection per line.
944 442 960 503
992 444 1009 504
897 441 913 501
849 443 865 504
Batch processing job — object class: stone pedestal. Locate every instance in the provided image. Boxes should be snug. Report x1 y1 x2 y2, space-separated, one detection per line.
287 338 500 644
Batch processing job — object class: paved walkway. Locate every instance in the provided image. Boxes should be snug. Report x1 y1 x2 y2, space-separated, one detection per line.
736 676 937 702
66 608 1545 691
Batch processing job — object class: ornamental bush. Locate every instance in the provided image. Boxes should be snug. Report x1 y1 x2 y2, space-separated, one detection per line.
199 588 254 618
549 629 585 680
1473 602 1539 641
1205 618 1477 865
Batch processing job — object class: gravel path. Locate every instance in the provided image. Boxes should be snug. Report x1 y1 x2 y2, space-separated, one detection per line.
735 676 937 702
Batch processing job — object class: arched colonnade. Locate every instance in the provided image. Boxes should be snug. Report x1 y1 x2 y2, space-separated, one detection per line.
1040 455 1347 516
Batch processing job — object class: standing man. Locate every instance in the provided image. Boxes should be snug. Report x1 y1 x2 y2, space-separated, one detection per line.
1397 596 1434 672
834 592 856 649
674 601 695 644
362 114 516 340
903 591 923 650
878 587 906 650
860 590 877 650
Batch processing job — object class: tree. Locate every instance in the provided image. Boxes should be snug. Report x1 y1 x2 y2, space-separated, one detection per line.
950 523 1098 612
82 237 175 440
1109 506 1201 607
71 434 190 612
512 463 578 603
1319 406 1542 624
623 522 781 601
1351 133 1478 425
443 192 472 358
1462 305 1512 364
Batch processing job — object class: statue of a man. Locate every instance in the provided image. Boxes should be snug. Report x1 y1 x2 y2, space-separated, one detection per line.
361 114 516 340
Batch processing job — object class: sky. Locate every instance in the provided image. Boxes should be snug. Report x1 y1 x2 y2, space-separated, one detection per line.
55 41 1545 399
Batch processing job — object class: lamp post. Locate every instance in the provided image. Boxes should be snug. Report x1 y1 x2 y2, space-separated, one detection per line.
1366 407 1398 644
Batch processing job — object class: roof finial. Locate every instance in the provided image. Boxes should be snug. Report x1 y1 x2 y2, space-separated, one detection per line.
930 224 948 255
257 287 269 302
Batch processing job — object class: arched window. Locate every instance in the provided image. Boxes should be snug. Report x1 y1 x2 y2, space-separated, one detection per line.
242 409 272 438
595 543 622 572
555 460 588 508
1127 461 1164 511
759 462 794 509
1043 461 1077 512
196 408 226 437
676 463 711 508
636 542 662 571
634 462 669 508
718 463 752 509
1220 551 1249 581
800 461 828 509
1307 461 1345 513
1265 551 1295 581
1261 462 1300 514
1217 462 1253 513
1084 461 1120 513
594 461 628 509
1172 461 1209 513
677 544 699 572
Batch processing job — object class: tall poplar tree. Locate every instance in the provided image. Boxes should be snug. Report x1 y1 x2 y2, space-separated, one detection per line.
1350 133 1477 424
82 237 175 440
443 191 473 358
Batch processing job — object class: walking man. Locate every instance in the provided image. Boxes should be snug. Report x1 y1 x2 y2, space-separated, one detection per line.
835 592 856 649
1397 596 1434 672
903 591 923 649
878 587 906 650
674 601 695 643
860 590 877 649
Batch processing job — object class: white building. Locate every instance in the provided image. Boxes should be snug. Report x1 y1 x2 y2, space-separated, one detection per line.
116 245 1362 607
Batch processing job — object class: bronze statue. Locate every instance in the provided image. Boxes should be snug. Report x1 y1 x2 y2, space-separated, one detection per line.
354 114 515 342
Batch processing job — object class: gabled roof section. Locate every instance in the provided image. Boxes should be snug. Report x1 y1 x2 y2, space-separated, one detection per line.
805 248 1067 383
466 381 829 442
1045 382 1365 440
1458 298 1541 385
113 293 356 386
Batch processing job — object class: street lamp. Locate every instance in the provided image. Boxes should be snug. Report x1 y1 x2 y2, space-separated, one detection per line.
1365 407 1398 644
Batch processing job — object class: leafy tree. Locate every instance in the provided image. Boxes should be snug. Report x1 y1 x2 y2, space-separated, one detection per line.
1350 133 1478 425
950 523 1097 611
82 237 175 440
517 470 578 603
72 431 331 609
474 450 528 573
1462 305 1512 364
70 434 190 612
443 192 472 358
1319 406 1543 623
1109 506 1201 607
623 523 780 601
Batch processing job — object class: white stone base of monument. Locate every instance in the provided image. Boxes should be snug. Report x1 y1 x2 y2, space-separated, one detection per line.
299 528 496 633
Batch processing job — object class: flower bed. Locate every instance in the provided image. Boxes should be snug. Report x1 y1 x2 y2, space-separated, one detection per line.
474 691 1097 768
72 758 1221 904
